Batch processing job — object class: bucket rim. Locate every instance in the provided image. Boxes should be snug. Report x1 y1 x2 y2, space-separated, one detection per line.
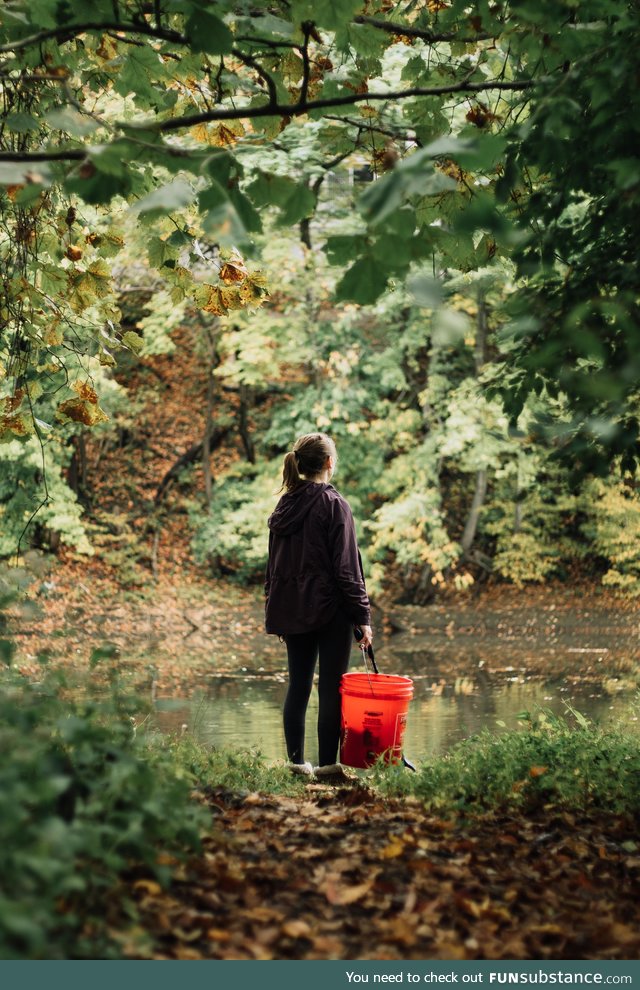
340 671 413 700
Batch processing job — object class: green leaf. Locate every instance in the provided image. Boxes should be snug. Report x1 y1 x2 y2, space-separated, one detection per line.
246 172 316 227
185 8 233 54
44 107 98 136
114 48 166 103
325 234 368 266
0 640 15 666
422 133 507 171
5 112 39 133
407 274 444 309
245 172 315 226
89 643 120 667
359 154 456 226
134 179 195 218
121 331 144 354
147 235 180 270
335 255 388 304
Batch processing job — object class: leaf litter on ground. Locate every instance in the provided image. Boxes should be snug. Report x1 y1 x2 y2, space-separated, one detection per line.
127 785 640 961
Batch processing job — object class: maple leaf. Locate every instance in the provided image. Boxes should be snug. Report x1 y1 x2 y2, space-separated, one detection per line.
57 399 108 425
0 412 31 441
210 122 245 147
67 260 113 313
219 261 247 284
196 284 228 316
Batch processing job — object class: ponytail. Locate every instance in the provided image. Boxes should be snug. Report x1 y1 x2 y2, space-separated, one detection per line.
279 450 303 493
278 432 337 494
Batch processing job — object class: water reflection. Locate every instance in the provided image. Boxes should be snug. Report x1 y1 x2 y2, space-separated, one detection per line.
154 672 639 765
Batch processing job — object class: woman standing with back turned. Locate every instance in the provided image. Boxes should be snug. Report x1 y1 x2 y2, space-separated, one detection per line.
265 433 373 779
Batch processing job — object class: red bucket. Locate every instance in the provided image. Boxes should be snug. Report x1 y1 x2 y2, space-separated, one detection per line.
340 672 414 769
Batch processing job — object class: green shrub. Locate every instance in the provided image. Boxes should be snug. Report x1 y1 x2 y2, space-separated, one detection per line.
191 462 279 582
161 735 306 796
373 707 640 814
580 479 640 594
0 664 206 959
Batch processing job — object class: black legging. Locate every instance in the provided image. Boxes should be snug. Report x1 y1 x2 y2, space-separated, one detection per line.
283 611 353 767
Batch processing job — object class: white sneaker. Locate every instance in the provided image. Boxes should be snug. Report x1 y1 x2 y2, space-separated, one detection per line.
288 761 314 776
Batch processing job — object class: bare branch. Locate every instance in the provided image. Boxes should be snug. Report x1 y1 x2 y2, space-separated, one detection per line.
231 48 278 108
0 78 534 162
324 113 421 146
299 23 312 108
353 15 494 45
0 20 188 54
155 76 533 131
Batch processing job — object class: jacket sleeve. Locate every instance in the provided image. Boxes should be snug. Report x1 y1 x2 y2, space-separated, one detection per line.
327 496 371 625
264 530 273 600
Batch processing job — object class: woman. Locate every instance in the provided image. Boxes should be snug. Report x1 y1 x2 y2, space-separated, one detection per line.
264 432 373 778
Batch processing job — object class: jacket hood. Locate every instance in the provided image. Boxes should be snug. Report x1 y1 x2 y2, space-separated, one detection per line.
268 482 332 536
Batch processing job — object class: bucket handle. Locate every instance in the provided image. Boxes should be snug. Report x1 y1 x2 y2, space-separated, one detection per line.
353 627 379 674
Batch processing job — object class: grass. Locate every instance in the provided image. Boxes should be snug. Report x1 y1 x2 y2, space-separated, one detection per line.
368 704 640 814
146 701 640 815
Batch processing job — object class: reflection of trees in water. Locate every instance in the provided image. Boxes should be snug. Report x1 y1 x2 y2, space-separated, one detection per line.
154 675 639 762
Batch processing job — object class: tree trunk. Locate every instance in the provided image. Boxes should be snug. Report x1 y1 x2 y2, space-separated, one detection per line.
460 290 489 555
203 324 219 507
460 468 488 553
67 433 88 497
238 384 256 463
154 424 230 504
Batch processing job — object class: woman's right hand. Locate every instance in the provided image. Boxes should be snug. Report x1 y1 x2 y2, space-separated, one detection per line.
357 624 373 649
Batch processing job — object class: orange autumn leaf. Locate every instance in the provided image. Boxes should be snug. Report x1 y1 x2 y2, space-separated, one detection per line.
219 261 247 284
72 380 99 404
210 122 245 147
529 765 548 778
57 398 108 426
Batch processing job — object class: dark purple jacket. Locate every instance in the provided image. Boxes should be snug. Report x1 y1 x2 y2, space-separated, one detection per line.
264 481 371 636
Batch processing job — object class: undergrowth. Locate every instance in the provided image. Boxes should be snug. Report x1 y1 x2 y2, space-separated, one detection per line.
370 705 640 814
0 663 207 960
149 733 307 797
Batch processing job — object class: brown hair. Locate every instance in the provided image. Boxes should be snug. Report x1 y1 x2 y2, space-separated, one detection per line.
279 432 337 493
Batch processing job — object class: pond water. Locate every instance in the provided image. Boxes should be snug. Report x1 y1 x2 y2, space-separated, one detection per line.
154 667 640 765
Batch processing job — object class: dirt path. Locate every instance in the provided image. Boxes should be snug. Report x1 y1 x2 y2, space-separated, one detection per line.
131 786 640 961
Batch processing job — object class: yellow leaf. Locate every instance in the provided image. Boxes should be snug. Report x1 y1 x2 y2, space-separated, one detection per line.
210 121 245 147
380 836 405 859
219 285 244 311
198 284 228 316
96 34 118 60
57 398 108 426
133 879 163 897
323 877 374 905
282 920 312 939
43 320 64 346
72 380 99 403
219 261 247 284
0 412 32 440
190 123 211 143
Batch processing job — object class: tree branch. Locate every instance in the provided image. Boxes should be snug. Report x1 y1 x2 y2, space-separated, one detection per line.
324 114 421 146
299 22 312 108
231 48 278 108
154 76 534 132
0 21 188 54
0 78 534 162
353 15 494 45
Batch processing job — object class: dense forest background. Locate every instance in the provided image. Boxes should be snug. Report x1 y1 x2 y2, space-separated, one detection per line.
2 0 640 963
1 0 639 605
